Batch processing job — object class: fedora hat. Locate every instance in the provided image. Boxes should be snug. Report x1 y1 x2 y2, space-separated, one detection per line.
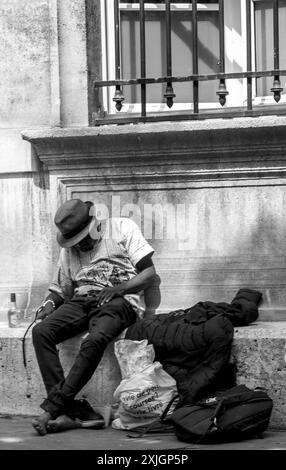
54 199 96 248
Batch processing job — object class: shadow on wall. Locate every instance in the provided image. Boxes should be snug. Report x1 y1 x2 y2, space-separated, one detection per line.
192 205 286 320
31 145 50 190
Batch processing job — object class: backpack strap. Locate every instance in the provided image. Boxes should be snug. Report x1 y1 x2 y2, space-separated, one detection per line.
161 394 180 421
190 399 224 445
127 394 179 439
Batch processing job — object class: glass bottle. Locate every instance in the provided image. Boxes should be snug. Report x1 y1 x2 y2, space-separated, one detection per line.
7 293 23 328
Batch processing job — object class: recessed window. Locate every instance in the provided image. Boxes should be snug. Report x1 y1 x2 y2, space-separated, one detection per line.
97 0 286 121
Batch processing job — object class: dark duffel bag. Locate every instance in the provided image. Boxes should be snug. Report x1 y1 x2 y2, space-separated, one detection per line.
170 384 273 444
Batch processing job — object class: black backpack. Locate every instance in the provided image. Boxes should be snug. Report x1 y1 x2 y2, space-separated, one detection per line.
170 384 273 444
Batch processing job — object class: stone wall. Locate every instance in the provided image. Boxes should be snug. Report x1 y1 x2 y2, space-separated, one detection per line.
0 0 286 324
0 0 89 321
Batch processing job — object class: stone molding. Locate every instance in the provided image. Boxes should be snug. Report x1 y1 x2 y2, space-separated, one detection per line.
22 117 286 179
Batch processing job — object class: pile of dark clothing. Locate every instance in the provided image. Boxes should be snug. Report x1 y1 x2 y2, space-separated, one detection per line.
125 288 262 406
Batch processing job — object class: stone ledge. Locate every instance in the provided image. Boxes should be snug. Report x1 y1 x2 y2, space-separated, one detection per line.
21 116 286 174
0 321 286 429
21 115 286 139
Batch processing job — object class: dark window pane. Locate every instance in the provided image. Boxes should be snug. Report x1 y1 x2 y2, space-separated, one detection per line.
121 10 219 104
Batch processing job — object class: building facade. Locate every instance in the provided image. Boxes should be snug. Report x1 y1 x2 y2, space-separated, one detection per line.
1 0 286 322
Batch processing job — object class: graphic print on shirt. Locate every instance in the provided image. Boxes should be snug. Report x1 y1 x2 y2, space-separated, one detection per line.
76 259 132 290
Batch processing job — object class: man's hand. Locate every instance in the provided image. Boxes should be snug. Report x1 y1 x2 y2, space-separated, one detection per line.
36 301 55 321
96 286 125 306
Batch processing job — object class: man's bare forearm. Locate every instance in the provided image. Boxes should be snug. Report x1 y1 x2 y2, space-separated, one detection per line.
119 266 157 295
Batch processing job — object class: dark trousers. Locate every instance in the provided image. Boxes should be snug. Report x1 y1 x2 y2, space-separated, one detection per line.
32 295 136 418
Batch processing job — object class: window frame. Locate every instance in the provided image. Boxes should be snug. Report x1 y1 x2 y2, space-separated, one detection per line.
99 0 286 117
251 0 286 106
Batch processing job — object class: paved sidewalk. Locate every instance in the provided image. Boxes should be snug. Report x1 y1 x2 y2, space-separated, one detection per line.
0 414 286 451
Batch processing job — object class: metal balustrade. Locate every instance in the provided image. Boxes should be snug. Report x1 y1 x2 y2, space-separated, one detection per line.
92 0 286 125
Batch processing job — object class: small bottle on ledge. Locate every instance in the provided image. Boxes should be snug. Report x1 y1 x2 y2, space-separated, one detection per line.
7 293 24 328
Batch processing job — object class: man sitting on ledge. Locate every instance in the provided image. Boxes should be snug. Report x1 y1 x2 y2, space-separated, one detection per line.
32 198 156 436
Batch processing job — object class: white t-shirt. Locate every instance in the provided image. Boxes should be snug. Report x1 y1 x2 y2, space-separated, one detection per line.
49 217 154 317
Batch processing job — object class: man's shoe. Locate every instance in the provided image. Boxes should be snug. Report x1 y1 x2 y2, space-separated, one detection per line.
69 399 105 428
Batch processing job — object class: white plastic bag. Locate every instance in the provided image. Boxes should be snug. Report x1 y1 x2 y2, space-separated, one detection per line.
112 339 177 430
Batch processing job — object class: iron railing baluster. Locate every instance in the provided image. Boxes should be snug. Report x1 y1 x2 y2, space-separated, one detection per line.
164 0 176 108
139 0 146 117
113 0 124 111
246 0 252 110
216 0 228 106
271 0 283 102
192 0 199 114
